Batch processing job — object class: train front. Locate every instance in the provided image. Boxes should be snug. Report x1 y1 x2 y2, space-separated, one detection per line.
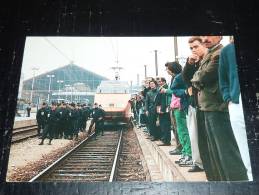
94 80 132 127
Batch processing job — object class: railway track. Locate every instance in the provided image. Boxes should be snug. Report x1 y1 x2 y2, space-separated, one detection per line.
12 125 38 143
30 128 148 182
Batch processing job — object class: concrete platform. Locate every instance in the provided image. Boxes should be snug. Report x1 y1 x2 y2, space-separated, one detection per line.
134 126 207 182
13 119 37 129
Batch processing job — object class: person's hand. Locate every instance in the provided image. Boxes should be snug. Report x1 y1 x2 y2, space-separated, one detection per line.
187 87 193 96
146 111 149 116
188 54 199 64
160 88 167 94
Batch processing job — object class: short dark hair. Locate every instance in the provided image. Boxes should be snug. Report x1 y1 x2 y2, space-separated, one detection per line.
149 79 157 86
188 36 202 44
160 77 166 83
165 61 182 74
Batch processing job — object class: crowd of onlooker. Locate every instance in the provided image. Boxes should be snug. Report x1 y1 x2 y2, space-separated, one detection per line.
129 36 252 181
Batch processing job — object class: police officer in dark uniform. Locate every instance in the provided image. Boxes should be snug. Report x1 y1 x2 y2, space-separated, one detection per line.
36 102 49 137
82 104 91 131
39 102 58 145
88 103 105 138
77 104 84 132
64 103 74 139
55 102 68 138
73 104 81 140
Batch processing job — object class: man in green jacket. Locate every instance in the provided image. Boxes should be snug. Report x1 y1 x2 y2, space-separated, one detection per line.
191 36 248 181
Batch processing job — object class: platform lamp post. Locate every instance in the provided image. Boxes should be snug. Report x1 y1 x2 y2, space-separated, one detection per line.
154 50 158 76
47 74 55 103
144 65 147 79
57 80 64 102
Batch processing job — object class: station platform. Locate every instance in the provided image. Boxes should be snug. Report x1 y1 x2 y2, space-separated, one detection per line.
15 113 36 121
134 126 207 182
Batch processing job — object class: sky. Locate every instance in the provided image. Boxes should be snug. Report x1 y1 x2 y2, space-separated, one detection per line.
21 36 230 85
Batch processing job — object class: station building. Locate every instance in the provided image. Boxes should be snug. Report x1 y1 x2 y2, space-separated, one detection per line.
21 63 108 105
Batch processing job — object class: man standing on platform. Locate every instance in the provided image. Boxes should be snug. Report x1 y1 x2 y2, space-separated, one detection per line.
191 36 248 181
218 39 252 180
26 103 31 117
182 36 207 172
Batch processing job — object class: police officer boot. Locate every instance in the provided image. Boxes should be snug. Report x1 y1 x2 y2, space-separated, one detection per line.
48 140 52 145
39 140 44 145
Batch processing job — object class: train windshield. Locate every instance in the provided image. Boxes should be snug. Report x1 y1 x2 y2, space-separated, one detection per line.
96 80 130 94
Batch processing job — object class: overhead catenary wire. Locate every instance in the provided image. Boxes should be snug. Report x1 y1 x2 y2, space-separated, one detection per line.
43 37 73 63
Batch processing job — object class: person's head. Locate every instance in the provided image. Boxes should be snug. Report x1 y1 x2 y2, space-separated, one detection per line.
200 36 222 48
149 80 157 89
51 102 57 109
188 36 207 58
156 77 166 87
94 103 98 108
42 102 47 107
144 77 153 88
165 61 182 76
71 102 75 108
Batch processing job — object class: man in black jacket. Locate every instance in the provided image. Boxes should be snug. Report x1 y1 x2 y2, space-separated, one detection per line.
36 102 49 137
155 77 171 145
39 102 58 145
93 103 105 138
88 103 105 138
145 80 159 141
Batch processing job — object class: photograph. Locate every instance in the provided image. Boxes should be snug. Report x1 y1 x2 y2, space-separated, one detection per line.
6 36 253 182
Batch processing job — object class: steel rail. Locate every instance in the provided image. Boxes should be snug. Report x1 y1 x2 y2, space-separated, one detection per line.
109 130 123 182
29 133 94 182
11 126 39 143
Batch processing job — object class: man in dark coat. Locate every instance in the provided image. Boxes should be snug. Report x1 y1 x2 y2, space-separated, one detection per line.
39 102 58 145
155 77 171 145
89 103 105 138
26 103 31 117
219 41 252 180
36 102 49 137
145 80 159 141
81 104 91 131
191 36 247 181
55 102 69 138
182 36 207 172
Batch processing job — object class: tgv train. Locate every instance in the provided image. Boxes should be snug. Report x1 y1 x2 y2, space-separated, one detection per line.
94 80 132 126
